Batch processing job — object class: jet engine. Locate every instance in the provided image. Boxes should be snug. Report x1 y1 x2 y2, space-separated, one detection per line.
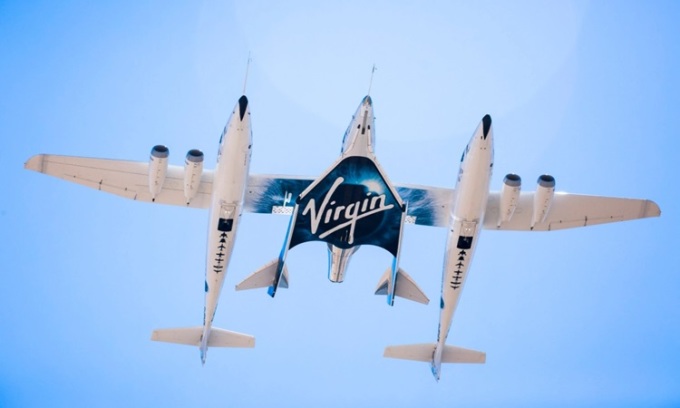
531 174 555 229
148 145 169 200
183 149 204 202
498 173 521 226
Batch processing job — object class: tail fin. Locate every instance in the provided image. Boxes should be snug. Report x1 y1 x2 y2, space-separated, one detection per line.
236 259 289 291
374 267 429 305
151 326 255 348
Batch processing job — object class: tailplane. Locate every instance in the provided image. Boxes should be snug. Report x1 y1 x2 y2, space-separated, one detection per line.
384 343 485 380
151 326 255 348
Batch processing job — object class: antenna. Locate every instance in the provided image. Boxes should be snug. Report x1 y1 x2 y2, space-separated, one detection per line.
242 52 252 95
367 64 377 96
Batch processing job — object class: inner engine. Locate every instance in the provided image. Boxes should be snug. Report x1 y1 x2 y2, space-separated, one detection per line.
184 149 204 203
148 145 169 200
532 174 555 229
498 173 521 226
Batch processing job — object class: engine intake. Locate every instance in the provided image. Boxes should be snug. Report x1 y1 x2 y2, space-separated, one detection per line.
149 145 169 200
532 174 555 229
184 149 204 203
498 173 521 227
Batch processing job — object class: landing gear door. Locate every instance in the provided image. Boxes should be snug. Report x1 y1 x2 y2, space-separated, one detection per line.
457 221 477 250
218 203 236 232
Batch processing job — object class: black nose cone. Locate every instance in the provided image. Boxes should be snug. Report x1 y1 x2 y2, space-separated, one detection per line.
238 95 248 120
482 114 492 139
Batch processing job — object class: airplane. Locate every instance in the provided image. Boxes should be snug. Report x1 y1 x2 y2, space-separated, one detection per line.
25 95 257 363
25 91 661 377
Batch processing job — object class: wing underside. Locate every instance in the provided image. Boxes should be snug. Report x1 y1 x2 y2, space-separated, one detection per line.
25 154 214 208
483 192 660 231
25 155 660 229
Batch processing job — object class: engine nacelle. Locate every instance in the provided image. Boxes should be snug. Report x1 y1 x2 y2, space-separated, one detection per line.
148 145 169 200
183 149 204 203
498 173 521 226
532 174 555 229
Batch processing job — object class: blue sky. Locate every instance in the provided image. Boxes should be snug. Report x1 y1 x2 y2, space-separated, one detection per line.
2 1 678 406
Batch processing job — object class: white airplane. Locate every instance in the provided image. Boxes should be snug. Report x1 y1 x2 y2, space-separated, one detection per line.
25 92 661 377
25 95 257 363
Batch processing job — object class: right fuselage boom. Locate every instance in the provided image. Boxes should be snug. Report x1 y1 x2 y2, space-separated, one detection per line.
433 115 494 376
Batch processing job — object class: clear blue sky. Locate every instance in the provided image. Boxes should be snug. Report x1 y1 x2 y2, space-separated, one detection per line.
2 1 678 406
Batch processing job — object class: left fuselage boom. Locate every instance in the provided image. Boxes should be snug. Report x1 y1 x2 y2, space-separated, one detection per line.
201 96 252 356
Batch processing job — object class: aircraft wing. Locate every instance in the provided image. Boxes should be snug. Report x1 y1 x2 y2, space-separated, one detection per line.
483 192 661 231
27 157 659 230
24 154 214 208
243 176 455 227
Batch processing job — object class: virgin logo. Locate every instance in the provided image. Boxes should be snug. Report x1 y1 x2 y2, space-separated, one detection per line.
302 177 394 245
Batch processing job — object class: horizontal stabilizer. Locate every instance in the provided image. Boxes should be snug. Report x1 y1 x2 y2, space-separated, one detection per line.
151 326 254 348
384 343 485 364
236 259 289 291
374 267 429 305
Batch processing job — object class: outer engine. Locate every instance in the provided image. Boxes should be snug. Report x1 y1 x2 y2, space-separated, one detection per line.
148 145 169 200
532 174 555 229
498 173 521 226
183 149 204 203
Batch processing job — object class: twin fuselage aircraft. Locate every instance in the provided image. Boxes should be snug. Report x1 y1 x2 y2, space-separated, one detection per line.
25 90 660 379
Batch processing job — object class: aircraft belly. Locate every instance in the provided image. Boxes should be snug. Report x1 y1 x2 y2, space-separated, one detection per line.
203 136 249 324
438 223 480 342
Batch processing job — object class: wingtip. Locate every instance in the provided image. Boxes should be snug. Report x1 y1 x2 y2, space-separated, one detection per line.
24 154 44 172
645 200 661 218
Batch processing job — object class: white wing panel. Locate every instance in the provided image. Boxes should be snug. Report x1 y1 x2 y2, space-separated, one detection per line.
25 154 213 208
484 192 660 231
